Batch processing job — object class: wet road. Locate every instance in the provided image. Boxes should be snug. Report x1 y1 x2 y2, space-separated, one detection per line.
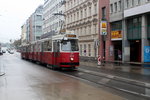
63 68 150 100
0 52 125 100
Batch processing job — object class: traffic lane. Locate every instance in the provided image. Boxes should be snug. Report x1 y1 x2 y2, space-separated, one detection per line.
0 53 125 100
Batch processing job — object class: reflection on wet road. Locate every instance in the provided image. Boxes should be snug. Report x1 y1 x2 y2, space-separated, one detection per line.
0 53 125 100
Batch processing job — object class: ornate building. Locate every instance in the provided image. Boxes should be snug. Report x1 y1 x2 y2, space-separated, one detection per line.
65 0 99 57
42 0 65 38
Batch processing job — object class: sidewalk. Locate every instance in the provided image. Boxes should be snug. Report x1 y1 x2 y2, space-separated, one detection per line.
80 62 150 83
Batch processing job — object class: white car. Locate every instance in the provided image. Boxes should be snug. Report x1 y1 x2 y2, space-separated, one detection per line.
9 50 14 54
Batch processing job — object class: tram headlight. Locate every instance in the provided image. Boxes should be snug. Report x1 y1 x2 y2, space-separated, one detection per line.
70 57 74 61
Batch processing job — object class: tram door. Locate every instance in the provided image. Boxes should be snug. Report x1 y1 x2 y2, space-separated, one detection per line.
53 41 60 67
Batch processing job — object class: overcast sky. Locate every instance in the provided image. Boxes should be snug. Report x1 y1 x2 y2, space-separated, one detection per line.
0 0 44 43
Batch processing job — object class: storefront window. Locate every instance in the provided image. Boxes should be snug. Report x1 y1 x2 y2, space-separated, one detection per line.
127 16 141 40
147 14 150 39
111 21 122 31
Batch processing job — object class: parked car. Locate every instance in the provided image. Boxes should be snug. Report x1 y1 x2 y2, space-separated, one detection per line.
8 50 14 54
9 50 14 54
2 50 6 53
0 51 3 55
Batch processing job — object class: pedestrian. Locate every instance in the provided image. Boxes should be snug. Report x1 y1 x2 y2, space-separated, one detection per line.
118 50 122 60
84 49 86 56
118 50 122 65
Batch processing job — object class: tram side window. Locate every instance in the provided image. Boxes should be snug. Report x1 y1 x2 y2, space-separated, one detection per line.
43 40 52 51
47 40 52 51
43 42 47 51
53 42 60 52
37 43 41 52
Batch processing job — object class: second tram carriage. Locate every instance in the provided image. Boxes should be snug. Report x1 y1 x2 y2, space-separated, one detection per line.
21 30 79 69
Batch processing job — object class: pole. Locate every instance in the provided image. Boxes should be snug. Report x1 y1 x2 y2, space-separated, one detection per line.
0 59 5 76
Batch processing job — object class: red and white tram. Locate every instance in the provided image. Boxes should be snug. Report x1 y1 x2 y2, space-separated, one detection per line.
21 30 79 69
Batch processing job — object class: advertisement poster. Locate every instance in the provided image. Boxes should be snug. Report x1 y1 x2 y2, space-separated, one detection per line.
111 31 122 41
144 46 150 62
100 21 107 35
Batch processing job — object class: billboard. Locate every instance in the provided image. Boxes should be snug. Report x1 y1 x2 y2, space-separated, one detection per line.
111 31 122 41
100 21 107 35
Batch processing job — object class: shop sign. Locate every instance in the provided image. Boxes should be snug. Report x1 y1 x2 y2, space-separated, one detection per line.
100 21 107 35
111 31 122 41
144 46 150 62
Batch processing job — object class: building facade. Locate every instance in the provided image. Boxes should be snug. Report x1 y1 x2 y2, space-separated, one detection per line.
98 0 112 61
109 0 123 61
21 24 26 45
26 17 32 43
123 0 150 63
108 0 150 63
42 0 65 38
32 5 43 41
65 0 99 58
25 5 43 43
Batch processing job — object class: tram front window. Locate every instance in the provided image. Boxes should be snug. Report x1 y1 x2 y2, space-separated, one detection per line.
61 40 79 51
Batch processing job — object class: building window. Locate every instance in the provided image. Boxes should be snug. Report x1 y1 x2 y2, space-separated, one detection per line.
71 15 72 22
89 25 91 34
147 14 150 39
84 44 86 56
89 7 91 16
126 0 129 8
114 2 117 12
102 7 106 19
111 21 122 31
110 4 113 13
80 44 82 56
77 28 79 36
131 0 134 6
137 0 140 5
77 12 79 20
94 24 97 34
81 10 83 19
118 1 121 11
84 8 87 18
84 26 86 35
74 13 76 21
80 27 82 35
147 0 150 2
127 16 141 40
88 44 91 56
94 4 97 14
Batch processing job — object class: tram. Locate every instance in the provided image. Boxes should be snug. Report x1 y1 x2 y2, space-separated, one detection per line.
21 30 79 69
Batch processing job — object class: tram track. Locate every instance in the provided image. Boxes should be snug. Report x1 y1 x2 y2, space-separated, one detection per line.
62 68 150 99
78 68 150 89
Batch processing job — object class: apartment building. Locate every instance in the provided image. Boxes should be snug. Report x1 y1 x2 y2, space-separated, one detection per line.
65 0 99 58
26 17 32 43
42 0 65 38
21 24 26 45
25 5 43 43
32 5 43 41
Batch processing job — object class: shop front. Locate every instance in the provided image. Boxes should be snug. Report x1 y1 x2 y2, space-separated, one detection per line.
111 21 122 61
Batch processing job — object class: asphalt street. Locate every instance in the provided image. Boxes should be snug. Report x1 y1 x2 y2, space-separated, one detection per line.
0 52 126 100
